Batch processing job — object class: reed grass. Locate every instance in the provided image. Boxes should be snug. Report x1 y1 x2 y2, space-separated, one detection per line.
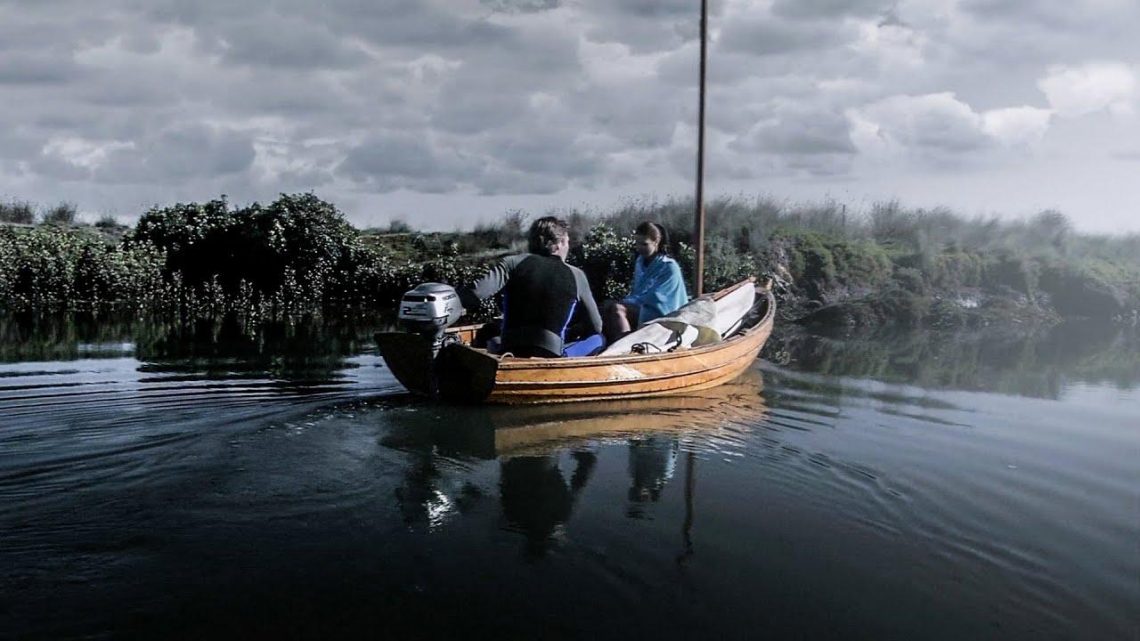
2 193 1136 326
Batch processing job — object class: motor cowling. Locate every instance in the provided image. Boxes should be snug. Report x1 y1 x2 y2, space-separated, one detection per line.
398 283 464 356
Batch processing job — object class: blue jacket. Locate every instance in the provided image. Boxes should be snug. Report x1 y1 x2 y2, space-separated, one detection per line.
623 254 688 323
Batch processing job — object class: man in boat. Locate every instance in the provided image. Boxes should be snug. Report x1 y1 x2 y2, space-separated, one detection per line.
603 221 689 343
457 216 604 358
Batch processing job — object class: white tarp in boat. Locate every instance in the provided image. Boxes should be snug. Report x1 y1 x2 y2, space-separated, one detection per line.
599 284 755 356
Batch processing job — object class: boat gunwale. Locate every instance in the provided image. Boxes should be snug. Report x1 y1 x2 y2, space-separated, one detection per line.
462 281 774 371
485 351 762 403
491 344 762 388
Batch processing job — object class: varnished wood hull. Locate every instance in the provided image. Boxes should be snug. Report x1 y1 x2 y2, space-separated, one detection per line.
376 280 775 405
378 366 768 458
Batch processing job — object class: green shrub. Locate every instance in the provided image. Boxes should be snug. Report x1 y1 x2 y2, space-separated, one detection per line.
571 223 634 301
702 236 754 292
893 266 928 295
0 200 36 224
386 218 412 234
42 202 77 226
830 239 892 288
4 192 1138 326
930 251 987 290
0 226 165 311
984 251 1040 301
774 231 838 300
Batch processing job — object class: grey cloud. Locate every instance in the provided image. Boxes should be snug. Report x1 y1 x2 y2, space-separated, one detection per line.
0 130 48 169
431 77 531 135
41 112 149 145
215 70 352 119
0 10 121 56
208 15 371 70
304 1 514 52
577 0 727 53
1 0 1136 233
854 94 995 158
578 81 683 149
29 152 92 181
961 0 1087 29
658 26 870 90
339 123 607 196
719 17 850 57
783 154 854 177
275 166 335 189
428 30 581 134
878 9 907 28
337 132 483 193
135 0 267 30
771 0 895 21
76 70 174 108
953 0 1140 64
475 166 567 195
488 127 597 178
732 110 857 156
480 0 560 13
120 30 163 55
137 0 514 54
706 77 827 133
902 118 990 153
0 53 82 84
721 107 856 178
94 125 256 184
340 134 441 179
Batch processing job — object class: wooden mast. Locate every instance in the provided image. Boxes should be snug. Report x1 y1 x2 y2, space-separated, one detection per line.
693 0 708 297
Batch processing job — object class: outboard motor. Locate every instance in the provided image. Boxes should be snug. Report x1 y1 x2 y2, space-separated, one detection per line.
397 283 464 357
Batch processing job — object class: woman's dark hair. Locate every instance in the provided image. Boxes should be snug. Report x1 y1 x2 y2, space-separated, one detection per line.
528 216 570 256
634 221 670 256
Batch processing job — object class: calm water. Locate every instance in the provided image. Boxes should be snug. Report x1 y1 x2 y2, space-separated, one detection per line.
1 315 1137 640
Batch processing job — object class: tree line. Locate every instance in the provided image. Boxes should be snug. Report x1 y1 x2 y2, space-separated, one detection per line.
2 193 1137 327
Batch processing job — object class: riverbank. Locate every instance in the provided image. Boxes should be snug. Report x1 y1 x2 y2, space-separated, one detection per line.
3 194 1138 329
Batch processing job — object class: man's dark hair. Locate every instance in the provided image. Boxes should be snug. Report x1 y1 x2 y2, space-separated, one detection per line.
528 216 569 256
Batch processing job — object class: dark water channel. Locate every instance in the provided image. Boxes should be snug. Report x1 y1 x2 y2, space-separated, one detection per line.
1 314 1137 640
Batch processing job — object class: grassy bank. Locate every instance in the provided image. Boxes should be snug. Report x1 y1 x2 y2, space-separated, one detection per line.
2 194 1138 328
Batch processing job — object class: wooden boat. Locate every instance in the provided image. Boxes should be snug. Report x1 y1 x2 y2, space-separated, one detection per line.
375 278 775 404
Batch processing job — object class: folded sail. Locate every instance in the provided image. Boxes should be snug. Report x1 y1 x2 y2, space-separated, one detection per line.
599 284 755 356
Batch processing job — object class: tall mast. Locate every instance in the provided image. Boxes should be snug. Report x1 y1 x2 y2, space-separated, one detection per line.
693 0 708 297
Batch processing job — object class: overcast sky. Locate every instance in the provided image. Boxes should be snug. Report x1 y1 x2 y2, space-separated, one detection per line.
1 0 1138 233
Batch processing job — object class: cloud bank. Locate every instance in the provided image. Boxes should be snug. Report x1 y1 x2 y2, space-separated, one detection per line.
0 0 1138 231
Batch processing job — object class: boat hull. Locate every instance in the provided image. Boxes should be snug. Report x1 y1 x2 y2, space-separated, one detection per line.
376 281 775 405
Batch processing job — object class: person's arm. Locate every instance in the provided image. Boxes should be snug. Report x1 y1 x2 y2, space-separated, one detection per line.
658 260 689 313
572 267 603 334
458 254 523 311
622 259 647 306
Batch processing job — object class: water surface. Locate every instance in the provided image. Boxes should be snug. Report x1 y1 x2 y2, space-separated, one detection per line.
1 315 1137 640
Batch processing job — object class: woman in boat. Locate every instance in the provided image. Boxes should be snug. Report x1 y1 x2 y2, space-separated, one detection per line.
603 222 689 343
458 216 604 358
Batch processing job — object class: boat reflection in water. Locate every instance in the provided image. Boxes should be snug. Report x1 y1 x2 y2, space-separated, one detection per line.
381 367 768 556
